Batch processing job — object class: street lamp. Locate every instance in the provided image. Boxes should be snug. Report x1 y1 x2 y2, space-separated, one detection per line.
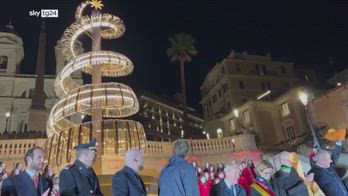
299 91 320 148
233 109 241 134
5 112 10 132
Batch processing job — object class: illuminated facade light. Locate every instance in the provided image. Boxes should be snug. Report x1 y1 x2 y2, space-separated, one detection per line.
257 90 271 100
299 91 309 106
233 109 239 118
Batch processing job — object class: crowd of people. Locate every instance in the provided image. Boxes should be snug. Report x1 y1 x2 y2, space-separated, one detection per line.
0 137 347 195
191 160 256 196
158 138 348 196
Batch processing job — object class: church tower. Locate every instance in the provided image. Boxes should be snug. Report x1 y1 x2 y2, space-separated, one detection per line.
0 21 24 75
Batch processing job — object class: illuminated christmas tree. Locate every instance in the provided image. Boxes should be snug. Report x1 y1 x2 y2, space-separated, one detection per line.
47 0 146 174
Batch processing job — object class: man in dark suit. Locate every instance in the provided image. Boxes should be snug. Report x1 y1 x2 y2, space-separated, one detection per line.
59 138 103 196
1 146 56 196
210 164 246 196
112 149 146 196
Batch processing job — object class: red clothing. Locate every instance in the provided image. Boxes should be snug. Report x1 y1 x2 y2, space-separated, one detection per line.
198 181 212 196
238 175 250 195
242 168 255 185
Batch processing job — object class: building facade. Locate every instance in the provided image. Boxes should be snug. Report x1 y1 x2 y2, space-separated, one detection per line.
0 23 82 133
312 81 348 133
134 91 205 141
200 51 299 121
207 86 322 150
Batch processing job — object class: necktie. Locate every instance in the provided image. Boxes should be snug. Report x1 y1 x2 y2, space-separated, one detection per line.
33 175 39 191
231 185 237 196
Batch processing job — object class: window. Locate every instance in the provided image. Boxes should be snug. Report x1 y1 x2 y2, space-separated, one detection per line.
243 110 250 123
266 82 271 90
230 119 237 130
239 81 244 89
212 95 217 103
281 102 290 116
218 89 222 97
262 65 267 75
281 66 286 74
236 64 240 72
305 75 310 82
227 102 231 111
0 56 8 70
221 66 225 74
286 126 296 139
223 83 229 93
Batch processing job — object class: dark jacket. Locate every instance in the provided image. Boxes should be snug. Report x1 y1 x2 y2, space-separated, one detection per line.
209 180 246 196
158 156 199 196
59 159 103 196
251 168 301 196
1 171 52 196
308 144 348 196
111 166 147 196
274 165 309 196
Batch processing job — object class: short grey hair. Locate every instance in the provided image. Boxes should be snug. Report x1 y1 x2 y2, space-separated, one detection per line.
315 149 330 162
173 139 189 158
224 163 239 174
125 149 143 166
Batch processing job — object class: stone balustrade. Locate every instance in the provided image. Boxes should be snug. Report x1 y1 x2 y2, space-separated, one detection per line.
0 138 47 162
0 134 258 173
144 134 257 158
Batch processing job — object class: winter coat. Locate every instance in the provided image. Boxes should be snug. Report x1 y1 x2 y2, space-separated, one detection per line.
308 144 348 196
251 168 301 196
274 166 309 196
198 181 212 196
158 156 199 196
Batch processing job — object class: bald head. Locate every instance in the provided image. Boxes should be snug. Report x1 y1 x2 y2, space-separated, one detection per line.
125 149 144 172
224 164 240 185
316 150 332 168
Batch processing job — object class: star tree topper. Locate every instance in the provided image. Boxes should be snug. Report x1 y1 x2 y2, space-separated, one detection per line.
90 0 104 10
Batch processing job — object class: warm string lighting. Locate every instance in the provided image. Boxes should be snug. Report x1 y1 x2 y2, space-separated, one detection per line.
61 14 125 61
55 51 133 97
47 0 146 159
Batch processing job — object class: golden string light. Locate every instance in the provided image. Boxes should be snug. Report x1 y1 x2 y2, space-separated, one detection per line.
47 0 146 164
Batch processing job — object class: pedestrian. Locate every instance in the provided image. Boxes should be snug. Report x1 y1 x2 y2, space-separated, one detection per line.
210 163 246 196
251 157 300 196
59 138 103 196
308 140 348 196
112 149 146 196
1 146 57 196
198 176 211 196
9 162 22 176
158 139 199 196
274 151 309 196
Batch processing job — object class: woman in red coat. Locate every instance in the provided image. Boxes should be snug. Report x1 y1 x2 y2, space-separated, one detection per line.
198 176 212 196
238 164 251 195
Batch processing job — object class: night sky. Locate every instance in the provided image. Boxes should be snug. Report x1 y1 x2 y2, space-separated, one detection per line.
1 0 348 112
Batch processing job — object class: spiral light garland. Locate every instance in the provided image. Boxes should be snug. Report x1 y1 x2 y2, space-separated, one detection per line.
47 0 146 166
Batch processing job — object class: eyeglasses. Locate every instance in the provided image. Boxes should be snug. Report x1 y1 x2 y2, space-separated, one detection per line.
261 170 273 175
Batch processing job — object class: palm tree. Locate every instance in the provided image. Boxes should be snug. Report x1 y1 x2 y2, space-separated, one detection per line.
167 33 197 136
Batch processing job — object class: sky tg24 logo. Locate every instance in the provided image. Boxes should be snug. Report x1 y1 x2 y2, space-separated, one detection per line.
29 9 58 18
